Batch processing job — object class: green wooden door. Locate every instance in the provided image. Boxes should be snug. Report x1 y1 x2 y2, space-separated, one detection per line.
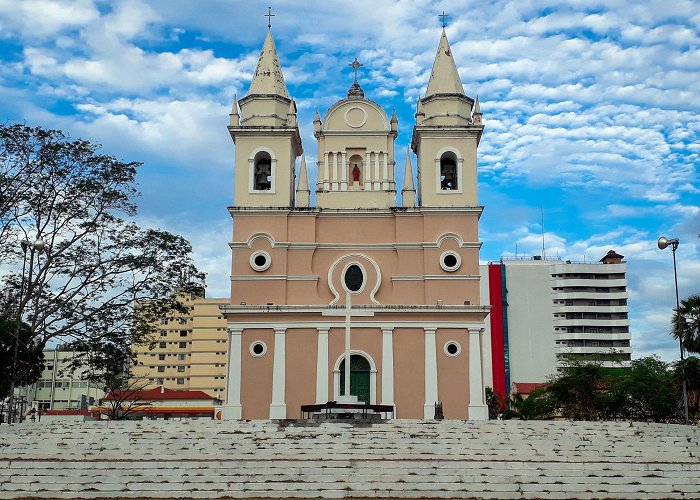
339 354 371 404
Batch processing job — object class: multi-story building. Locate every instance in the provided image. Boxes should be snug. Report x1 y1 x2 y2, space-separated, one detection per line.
481 250 632 398
17 347 102 411
131 294 229 400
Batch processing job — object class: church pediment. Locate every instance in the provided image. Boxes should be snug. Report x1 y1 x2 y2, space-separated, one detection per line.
322 98 390 133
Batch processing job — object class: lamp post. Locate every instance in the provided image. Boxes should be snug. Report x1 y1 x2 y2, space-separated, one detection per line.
657 236 689 424
7 238 44 424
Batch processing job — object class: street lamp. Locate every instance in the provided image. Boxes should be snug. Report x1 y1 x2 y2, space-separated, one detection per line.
657 235 689 424
7 238 45 424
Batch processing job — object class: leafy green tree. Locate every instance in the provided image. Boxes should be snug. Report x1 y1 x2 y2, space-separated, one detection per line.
0 317 44 398
510 387 556 420
546 363 611 420
0 123 205 388
613 356 679 422
673 294 700 354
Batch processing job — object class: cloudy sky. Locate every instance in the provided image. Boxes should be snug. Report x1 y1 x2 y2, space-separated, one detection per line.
0 0 698 360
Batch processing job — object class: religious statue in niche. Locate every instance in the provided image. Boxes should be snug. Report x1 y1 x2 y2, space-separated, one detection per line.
352 165 361 183
254 159 272 190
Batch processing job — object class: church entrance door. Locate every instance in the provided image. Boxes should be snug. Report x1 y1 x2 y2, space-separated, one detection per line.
339 354 371 404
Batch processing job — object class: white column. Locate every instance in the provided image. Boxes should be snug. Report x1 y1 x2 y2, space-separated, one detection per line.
340 152 348 191
374 152 381 190
323 153 330 190
423 327 438 419
269 327 287 419
468 328 488 420
332 152 340 190
315 328 329 404
382 152 389 189
381 328 395 411
364 152 372 190
223 327 243 419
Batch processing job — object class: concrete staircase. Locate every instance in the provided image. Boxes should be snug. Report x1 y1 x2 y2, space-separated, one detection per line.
1 419 699 499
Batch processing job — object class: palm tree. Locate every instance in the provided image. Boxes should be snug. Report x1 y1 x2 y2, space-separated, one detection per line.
673 294 700 354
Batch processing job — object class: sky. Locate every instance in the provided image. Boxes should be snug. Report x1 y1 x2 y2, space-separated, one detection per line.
0 0 698 361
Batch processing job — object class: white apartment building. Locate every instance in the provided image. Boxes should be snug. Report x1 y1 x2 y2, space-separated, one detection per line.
16 347 102 411
480 250 632 397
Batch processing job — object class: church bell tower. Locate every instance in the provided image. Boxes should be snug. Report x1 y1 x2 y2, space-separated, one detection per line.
411 29 483 207
229 31 302 208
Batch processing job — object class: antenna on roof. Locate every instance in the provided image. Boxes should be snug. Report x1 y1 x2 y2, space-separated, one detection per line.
540 204 546 259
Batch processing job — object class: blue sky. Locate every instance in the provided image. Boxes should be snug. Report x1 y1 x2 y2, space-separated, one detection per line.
0 0 698 360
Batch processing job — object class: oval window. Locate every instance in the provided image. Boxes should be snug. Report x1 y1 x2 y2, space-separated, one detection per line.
250 251 271 272
250 341 267 357
444 341 461 357
440 251 461 272
344 264 364 292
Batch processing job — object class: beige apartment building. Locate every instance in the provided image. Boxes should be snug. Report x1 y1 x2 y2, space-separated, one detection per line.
132 294 229 400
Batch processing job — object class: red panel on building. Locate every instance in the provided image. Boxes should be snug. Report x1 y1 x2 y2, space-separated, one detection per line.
488 264 506 399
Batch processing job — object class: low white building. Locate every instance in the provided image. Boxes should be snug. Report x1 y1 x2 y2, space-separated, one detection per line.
480 250 632 398
16 347 102 411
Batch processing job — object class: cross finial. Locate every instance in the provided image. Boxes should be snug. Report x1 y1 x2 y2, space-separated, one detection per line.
439 11 449 28
349 57 363 83
265 6 275 30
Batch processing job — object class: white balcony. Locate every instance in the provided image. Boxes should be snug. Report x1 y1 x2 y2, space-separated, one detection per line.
553 318 631 328
552 291 629 301
552 278 628 288
552 305 629 314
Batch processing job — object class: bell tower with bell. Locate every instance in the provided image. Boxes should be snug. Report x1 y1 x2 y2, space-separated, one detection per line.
229 26 302 208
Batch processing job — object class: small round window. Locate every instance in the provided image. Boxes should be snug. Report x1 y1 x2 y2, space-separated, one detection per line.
250 251 271 272
440 251 461 272
444 341 461 357
250 341 267 357
343 264 364 293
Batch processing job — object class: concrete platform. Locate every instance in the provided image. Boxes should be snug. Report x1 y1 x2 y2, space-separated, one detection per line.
1 419 699 499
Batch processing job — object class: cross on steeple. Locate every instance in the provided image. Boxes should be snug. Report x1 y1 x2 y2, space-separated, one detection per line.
349 57 363 83
439 11 449 28
265 6 275 30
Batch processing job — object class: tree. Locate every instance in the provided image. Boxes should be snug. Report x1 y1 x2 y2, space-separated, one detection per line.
0 317 44 398
0 123 205 388
673 294 700 354
675 356 700 420
613 356 679 422
97 375 154 420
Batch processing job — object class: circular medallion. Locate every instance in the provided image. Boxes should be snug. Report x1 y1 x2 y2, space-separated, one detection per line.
344 106 368 128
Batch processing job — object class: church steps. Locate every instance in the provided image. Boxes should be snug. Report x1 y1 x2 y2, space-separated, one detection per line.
2 419 699 499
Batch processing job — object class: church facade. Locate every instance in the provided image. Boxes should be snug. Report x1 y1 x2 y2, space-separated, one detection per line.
221 28 489 420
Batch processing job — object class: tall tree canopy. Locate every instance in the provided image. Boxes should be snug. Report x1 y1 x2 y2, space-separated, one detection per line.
0 123 205 396
673 294 700 354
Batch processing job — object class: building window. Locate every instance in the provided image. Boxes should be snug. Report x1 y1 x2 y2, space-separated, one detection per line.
158 354 165 361
178 354 186 361
253 152 272 190
440 251 461 272
176 378 185 385
157 366 165 373
160 331 167 337
177 366 185 372
179 318 188 325
250 341 267 357
439 152 458 190
180 331 188 337
157 378 164 385
159 342 166 348
444 341 461 357
343 263 365 293
179 342 187 348
160 318 168 325
250 250 271 272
